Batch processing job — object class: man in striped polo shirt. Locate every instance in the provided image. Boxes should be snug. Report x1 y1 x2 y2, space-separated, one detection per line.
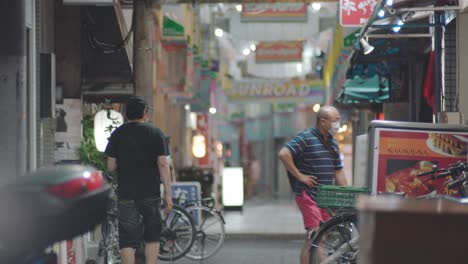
278 106 349 264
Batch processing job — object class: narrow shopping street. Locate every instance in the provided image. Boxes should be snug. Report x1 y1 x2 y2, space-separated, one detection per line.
2 0 468 263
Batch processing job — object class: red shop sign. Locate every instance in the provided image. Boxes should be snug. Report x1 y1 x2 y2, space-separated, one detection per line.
340 0 378 27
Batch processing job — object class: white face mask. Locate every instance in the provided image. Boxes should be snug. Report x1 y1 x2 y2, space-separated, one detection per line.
328 121 340 135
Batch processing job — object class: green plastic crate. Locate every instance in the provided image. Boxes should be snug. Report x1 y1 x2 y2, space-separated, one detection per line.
316 185 369 209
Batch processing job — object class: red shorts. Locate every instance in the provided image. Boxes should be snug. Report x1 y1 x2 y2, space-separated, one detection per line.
295 191 330 230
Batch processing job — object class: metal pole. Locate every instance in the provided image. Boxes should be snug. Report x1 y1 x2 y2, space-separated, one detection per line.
397 6 460 12
0 0 27 178
367 33 433 39
134 0 154 119
434 12 443 122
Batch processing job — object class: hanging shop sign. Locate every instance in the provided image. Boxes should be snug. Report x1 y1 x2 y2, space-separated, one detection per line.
226 79 324 103
255 41 303 63
162 16 184 38
94 109 123 152
340 0 378 27
241 3 307 22
161 5 187 41
344 29 360 47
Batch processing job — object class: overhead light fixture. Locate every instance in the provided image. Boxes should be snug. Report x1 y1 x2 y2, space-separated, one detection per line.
214 28 224 37
386 0 393 6
250 44 256 51
312 3 321 11
242 48 251 56
235 4 243 12
392 19 404 33
296 64 303 73
184 104 190 111
360 38 375 55
209 107 217 114
378 10 385 18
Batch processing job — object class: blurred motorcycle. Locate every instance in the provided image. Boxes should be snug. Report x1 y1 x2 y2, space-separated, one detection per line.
0 165 111 263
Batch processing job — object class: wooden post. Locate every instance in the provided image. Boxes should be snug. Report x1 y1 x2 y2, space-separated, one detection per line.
134 0 154 120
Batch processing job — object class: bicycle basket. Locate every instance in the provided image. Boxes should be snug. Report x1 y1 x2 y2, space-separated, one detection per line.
316 185 369 209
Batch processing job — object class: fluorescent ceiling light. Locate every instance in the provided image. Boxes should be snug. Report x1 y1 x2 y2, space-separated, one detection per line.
236 4 243 12
250 44 256 51
386 0 393 6
242 48 251 56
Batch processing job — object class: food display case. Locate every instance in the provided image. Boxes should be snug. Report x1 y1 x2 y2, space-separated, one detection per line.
366 121 468 197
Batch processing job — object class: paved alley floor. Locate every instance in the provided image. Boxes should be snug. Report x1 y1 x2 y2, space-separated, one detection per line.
222 196 305 239
162 238 303 264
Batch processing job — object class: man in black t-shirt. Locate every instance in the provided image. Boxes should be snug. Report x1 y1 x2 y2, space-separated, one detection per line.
105 96 173 264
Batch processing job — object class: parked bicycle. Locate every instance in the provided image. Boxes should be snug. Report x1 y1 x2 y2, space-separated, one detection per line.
309 161 468 264
95 176 196 264
175 197 226 261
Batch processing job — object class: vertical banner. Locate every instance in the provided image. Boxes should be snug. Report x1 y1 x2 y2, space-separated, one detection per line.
340 0 378 27
197 113 210 166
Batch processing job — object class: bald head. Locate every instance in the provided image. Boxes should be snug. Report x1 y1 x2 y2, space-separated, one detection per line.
317 106 340 123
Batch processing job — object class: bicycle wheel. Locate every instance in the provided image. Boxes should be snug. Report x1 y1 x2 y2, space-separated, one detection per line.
309 213 358 264
96 219 121 264
183 205 225 260
158 205 196 261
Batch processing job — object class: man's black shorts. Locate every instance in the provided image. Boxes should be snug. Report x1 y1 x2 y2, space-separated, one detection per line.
118 197 162 249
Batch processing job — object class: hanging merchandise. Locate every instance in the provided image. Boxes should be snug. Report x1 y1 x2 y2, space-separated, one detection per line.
423 51 435 113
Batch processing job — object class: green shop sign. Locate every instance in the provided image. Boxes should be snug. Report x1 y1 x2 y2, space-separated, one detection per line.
163 16 184 37
344 29 360 47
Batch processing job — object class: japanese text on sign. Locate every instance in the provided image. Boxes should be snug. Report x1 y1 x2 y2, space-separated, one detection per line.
341 0 378 26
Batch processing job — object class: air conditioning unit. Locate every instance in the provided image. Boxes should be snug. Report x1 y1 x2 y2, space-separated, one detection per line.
63 0 115 6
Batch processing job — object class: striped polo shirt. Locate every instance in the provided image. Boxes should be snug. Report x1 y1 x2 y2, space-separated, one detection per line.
285 127 343 200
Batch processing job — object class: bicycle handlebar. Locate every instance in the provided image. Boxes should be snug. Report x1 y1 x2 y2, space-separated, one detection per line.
436 171 453 179
448 177 467 190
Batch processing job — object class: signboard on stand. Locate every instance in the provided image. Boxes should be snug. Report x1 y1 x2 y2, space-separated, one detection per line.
222 167 244 209
171 182 201 203
368 121 468 197
340 0 378 27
